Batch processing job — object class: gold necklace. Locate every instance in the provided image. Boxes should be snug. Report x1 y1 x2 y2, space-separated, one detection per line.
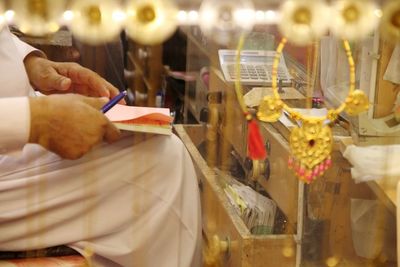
234 37 369 183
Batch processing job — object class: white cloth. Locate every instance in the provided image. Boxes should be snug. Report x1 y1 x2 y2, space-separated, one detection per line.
0 28 202 267
343 144 400 183
0 135 202 267
0 27 37 153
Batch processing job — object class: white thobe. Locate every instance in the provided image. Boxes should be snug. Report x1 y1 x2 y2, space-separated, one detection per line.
0 28 202 267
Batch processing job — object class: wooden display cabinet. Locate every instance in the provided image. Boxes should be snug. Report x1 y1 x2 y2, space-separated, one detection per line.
179 23 398 267
175 125 297 267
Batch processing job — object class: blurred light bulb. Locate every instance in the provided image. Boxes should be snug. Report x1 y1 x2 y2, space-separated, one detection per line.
177 10 187 23
62 10 74 21
69 0 124 45
188 10 199 23
199 0 255 45
255 10 265 22
11 0 65 36
265 10 278 23
5 10 15 23
234 8 254 22
330 0 379 41
125 0 178 45
374 9 383 18
112 10 126 23
279 0 330 46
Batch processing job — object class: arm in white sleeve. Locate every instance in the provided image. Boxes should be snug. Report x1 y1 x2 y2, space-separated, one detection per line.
10 30 46 59
0 97 30 152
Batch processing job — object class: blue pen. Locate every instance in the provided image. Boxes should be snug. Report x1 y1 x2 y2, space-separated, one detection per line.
101 90 127 113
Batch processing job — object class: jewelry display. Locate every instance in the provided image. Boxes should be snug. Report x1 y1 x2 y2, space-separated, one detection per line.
256 38 369 183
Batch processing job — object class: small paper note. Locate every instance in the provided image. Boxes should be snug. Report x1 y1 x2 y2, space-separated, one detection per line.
105 104 172 123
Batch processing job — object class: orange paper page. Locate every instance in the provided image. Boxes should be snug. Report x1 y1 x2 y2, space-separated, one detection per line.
104 104 173 124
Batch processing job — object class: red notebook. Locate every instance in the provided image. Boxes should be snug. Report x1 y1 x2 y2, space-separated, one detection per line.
105 104 173 135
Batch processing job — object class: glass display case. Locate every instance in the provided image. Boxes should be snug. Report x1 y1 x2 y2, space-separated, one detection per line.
176 1 400 266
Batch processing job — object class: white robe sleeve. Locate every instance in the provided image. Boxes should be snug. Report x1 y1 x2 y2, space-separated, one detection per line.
10 30 46 59
0 97 30 152
0 29 42 153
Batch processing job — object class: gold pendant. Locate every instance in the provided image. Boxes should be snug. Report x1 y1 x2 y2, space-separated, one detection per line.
257 95 284 122
345 89 369 116
288 121 333 183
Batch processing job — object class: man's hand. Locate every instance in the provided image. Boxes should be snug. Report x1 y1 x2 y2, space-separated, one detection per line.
29 94 121 159
24 55 121 100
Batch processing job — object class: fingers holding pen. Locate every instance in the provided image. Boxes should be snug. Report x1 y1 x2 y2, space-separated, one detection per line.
29 94 121 159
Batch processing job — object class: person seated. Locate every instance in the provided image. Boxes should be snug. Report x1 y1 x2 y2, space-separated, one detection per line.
0 26 202 267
